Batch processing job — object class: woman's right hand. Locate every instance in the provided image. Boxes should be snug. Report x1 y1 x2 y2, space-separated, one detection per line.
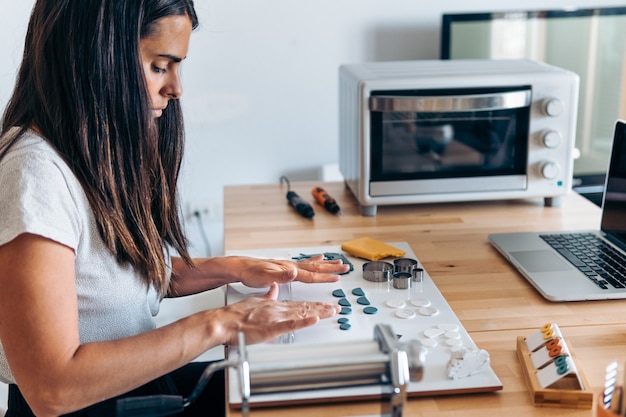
211 283 340 346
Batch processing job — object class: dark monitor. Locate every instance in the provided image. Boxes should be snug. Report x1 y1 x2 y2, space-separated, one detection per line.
602 120 626 246
441 7 626 201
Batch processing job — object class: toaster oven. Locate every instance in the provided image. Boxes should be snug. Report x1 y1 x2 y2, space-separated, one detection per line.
339 59 579 216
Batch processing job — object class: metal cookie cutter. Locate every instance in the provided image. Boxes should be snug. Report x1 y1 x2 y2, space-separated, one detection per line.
394 258 418 274
362 261 394 282
412 267 424 283
392 272 412 289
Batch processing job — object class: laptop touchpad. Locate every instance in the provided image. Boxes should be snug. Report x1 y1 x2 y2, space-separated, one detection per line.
509 250 572 272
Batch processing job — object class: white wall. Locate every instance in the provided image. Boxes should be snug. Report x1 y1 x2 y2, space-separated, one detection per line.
2 0 625 259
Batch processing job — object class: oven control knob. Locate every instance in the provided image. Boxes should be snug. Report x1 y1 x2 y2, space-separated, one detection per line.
542 98 563 117
540 160 560 180
541 130 562 148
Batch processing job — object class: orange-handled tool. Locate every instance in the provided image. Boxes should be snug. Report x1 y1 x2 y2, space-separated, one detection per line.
312 186 341 214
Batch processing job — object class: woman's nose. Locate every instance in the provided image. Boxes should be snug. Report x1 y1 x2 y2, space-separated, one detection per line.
163 72 183 99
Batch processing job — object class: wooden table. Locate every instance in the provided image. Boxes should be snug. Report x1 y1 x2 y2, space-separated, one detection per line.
224 181 616 417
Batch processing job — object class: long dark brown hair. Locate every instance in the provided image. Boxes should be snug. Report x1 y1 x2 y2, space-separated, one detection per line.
1 0 199 296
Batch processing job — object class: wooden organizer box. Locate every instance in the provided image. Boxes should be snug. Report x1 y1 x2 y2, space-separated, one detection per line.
516 325 594 409
597 393 622 417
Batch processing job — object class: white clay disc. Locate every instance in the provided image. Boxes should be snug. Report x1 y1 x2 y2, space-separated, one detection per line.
409 297 431 307
418 306 440 316
394 309 416 319
385 298 406 309
445 338 463 347
419 338 438 348
423 328 445 338
437 323 459 331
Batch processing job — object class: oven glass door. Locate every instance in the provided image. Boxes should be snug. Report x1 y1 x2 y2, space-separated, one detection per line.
369 87 530 186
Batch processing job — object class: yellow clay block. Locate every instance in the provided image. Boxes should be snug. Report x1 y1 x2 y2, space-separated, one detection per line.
341 237 406 261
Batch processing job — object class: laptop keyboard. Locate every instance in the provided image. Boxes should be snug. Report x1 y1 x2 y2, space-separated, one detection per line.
540 233 626 290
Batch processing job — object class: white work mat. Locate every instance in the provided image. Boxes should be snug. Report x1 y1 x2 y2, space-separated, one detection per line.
225 242 502 406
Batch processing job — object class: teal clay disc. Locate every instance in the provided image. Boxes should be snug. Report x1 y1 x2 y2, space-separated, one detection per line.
339 323 352 331
338 298 351 307
332 289 346 298
363 307 378 315
356 296 370 305
340 307 352 315
338 318 349 324
351 288 365 296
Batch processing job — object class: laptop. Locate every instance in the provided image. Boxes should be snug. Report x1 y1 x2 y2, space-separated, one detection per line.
489 119 626 302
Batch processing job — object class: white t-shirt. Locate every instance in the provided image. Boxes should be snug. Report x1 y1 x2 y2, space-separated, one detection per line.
0 130 162 384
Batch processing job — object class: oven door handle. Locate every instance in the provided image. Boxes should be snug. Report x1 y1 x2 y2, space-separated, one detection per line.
369 90 531 113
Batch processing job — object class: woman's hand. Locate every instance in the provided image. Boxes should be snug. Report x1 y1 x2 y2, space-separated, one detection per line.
169 254 350 297
238 254 349 288
212 283 341 345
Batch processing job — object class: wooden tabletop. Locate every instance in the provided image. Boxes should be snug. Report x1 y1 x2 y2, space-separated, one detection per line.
223 181 615 417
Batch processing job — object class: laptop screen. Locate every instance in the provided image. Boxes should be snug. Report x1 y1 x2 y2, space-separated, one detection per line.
601 120 626 249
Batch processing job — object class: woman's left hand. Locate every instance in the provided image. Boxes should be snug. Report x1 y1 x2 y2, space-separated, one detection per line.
169 254 351 297
239 254 349 288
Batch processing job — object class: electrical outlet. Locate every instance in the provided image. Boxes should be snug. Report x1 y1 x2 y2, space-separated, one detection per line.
184 201 222 221
185 203 208 220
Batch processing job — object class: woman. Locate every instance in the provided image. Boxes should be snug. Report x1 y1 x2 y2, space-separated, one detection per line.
0 1 347 416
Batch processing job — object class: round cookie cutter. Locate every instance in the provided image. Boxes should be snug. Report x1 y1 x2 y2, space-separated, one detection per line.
362 261 393 282
394 258 418 274
412 267 424 283
392 272 412 289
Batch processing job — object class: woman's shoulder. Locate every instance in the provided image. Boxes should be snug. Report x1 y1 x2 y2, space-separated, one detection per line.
0 129 86 250
0 129 77 183
1 129 63 162
0 128 85 204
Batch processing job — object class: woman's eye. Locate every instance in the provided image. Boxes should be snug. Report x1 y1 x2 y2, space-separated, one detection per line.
152 65 166 74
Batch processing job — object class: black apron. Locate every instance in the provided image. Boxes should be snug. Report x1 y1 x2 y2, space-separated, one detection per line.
6 362 225 417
